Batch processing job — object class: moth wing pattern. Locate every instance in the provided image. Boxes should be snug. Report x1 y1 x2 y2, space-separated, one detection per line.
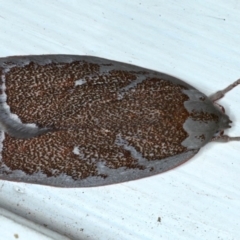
0 55 238 187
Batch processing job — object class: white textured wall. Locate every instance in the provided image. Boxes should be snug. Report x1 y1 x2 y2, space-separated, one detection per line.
0 1 239 239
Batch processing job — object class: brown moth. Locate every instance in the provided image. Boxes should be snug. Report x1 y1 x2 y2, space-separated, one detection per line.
0 55 239 187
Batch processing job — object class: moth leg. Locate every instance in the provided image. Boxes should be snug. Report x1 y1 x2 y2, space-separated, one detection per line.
209 79 240 102
212 135 240 142
214 102 225 113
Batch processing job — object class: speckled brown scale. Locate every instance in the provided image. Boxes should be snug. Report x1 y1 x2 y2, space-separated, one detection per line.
3 60 189 174
0 55 238 187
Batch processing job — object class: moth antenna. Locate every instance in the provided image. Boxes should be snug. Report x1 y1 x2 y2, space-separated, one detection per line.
209 79 240 102
212 135 240 142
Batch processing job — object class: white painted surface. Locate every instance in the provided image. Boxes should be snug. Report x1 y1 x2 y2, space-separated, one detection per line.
0 214 50 240
0 208 68 240
0 0 239 239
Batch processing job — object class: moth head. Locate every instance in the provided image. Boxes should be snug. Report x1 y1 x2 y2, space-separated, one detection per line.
213 103 232 130
181 89 233 149
217 111 232 130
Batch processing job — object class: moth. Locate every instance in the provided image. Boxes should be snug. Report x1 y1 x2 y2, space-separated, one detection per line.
0 55 239 187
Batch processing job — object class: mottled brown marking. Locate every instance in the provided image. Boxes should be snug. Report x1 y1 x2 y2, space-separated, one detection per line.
2 60 190 179
190 110 219 123
195 134 206 141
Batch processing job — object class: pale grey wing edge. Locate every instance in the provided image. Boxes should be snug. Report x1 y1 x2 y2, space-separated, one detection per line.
0 149 199 188
0 54 199 91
